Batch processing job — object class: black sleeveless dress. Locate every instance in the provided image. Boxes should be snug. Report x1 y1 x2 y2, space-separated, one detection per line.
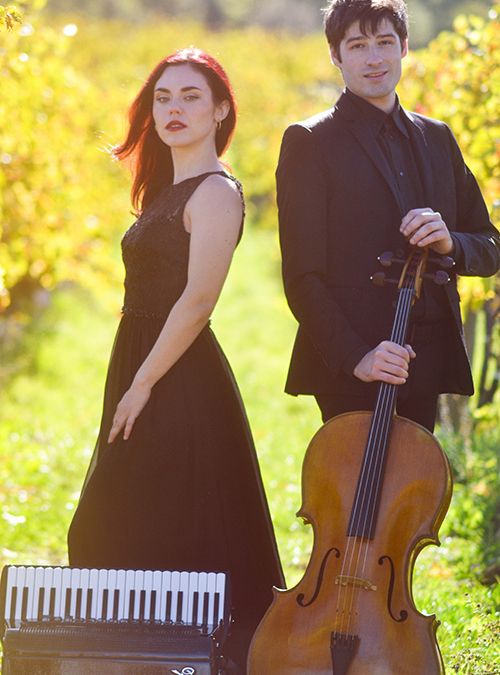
67 172 284 671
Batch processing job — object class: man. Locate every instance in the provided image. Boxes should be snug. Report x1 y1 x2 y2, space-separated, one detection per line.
277 0 499 432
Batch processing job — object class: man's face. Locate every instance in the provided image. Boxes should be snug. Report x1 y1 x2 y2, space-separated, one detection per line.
331 18 408 113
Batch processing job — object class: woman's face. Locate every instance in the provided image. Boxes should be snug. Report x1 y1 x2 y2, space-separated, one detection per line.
152 64 228 150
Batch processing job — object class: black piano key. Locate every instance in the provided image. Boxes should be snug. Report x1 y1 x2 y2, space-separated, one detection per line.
213 592 220 626
37 587 44 621
101 589 109 620
9 586 17 623
202 592 209 627
64 587 72 620
21 587 29 621
85 589 93 620
165 591 172 622
113 589 119 621
150 590 156 621
75 588 82 620
48 587 56 619
128 590 135 620
176 591 183 623
139 590 146 621
191 591 199 625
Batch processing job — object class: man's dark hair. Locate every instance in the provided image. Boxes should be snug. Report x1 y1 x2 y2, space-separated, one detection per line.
324 0 409 58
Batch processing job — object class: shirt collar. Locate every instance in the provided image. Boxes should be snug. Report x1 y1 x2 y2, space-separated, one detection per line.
345 89 409 138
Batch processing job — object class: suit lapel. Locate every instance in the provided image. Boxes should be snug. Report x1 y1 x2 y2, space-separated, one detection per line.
335 93 437 213
401 108 436 206
335 93 403 213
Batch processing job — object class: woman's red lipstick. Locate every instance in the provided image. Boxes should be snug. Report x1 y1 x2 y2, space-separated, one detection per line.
166 121 187 131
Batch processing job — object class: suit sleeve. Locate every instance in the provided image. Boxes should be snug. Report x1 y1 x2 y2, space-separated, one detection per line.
276 124 370 378
445 125 500 276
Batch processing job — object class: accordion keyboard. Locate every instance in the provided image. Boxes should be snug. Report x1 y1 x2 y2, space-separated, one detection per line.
0 566 228 630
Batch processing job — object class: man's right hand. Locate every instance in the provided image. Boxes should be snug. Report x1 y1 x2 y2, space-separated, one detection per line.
353 341 416 384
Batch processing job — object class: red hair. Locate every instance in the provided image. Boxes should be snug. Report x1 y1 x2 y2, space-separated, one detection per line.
114 48 237 212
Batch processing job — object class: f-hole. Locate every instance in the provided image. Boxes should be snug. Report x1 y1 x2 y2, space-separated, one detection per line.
297 547 340 607
379 555 408 622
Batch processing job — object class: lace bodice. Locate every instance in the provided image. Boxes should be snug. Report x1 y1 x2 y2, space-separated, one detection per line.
121 171 243 318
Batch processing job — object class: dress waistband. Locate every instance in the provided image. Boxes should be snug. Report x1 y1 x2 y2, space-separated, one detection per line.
121 306 212 328
121 306 167 320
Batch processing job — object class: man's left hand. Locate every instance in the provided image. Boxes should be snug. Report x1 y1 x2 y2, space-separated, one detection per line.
400 208 453 255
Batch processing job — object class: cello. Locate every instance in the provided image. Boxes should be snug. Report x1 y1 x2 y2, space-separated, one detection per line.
248 248 454 674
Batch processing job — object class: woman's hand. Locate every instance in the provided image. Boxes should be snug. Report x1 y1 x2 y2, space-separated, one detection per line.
108 381 152 443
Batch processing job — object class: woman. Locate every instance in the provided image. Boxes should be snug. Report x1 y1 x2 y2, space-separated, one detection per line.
68 48 284 672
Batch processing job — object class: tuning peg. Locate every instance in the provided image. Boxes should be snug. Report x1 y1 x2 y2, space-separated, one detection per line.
377 251 406 267
428 255 455 270
423 270 450 285
371 272 398 287
378 251 394 267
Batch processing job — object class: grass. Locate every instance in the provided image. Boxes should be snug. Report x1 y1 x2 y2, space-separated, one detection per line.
0 227 498 672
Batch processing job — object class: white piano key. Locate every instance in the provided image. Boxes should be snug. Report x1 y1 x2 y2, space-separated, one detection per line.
60 567 73 619
179 571 190 623
143 570 153 621
152 571 163 621
132 570 144 620
105 569 117 620
116 570 126 620
69 568 81 619
187 571 199 625
4 565 19 621
196 572 208 625
215 573 226 624
79 568 90 620
23 567 35 621
51 567 63 619
206 573 216 627
42 567 53 618
12 566 25 622
96 569 108 620
160 571 171 622
30 567 46 620
169 571 180 623
124 569 136 620
88 569 100 619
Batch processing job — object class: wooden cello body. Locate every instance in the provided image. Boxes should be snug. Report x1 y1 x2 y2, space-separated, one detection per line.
248 249 453 675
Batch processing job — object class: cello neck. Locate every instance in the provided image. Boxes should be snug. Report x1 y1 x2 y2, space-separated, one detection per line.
347 250 425 539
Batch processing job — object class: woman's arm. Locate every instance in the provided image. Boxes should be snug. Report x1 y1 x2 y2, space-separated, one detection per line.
108 174 243 443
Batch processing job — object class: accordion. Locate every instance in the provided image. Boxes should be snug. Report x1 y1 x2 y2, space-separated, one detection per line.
0 565 231 674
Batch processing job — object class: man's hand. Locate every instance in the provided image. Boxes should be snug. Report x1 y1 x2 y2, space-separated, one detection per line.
353 341 416 384
400 208 453 255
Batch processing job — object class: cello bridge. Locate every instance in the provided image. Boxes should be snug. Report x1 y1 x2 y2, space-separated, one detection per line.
335 575 377 591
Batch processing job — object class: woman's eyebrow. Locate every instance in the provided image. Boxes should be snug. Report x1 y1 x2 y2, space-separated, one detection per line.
154 85 203 93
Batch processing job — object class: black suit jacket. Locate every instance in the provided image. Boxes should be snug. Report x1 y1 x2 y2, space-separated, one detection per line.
277 91 499 397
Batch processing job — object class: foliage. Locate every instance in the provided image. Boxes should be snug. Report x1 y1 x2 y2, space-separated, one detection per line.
2 8 498 413
41 0 494 47
0 19 129 315
0 0 45 31
0 6 23 30
400 5 500 414
2 7 498 311
401 7 499 222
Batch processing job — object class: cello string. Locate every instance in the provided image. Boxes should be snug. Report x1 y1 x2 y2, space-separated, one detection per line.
335 286 411 636
344 283 413 633
341 266 416 634
356 275 416 587
334 285 409 634
335 253 420 636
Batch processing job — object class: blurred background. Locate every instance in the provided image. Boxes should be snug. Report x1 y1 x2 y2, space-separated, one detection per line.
0 1 498 672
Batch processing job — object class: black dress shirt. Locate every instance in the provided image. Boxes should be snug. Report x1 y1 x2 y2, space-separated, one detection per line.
345 89 450 323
